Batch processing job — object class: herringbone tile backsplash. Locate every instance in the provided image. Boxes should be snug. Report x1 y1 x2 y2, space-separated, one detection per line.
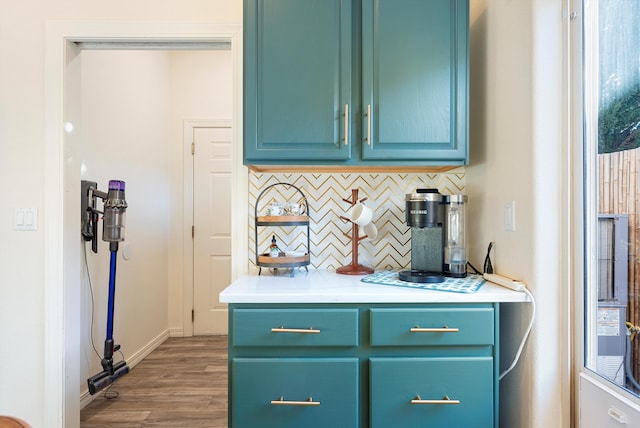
249 170 465 272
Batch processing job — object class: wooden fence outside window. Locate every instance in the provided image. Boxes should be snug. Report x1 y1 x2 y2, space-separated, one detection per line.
598 148 640 381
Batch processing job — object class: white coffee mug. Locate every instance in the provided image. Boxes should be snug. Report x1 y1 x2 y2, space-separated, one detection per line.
267 202 284 216
361 222 378 240
348 202 372 226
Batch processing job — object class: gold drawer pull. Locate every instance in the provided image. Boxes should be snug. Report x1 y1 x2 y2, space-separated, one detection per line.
411 395 460 405
271 396 320 406
410 325 459 333
271 326 321 334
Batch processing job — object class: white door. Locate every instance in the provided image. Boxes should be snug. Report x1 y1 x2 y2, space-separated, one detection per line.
192 125 232 335
578 1 640 425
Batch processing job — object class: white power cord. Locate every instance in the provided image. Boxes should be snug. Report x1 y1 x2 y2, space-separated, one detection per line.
483 273 536 381
499 287 535 380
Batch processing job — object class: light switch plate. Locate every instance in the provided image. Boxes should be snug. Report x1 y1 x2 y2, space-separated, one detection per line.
504 201 515 232
14 208 38 231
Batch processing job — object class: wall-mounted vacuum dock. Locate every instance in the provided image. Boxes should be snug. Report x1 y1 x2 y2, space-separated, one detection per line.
81 179 130 395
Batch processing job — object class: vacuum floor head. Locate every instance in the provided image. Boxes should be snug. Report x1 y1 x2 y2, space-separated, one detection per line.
87 360 130 395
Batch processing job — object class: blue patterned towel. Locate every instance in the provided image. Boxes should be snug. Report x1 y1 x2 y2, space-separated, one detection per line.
361 270 485 294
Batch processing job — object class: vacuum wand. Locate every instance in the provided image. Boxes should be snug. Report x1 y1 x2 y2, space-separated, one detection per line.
87 248 130 394
84 180 130 395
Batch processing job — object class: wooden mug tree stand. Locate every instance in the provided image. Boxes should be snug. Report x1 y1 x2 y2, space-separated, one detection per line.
336 189 374 275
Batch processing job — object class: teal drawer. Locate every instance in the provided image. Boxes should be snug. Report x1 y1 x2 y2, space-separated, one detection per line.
370 307 494 346
370 357 493 428
232 358 359 428
232 308 359 347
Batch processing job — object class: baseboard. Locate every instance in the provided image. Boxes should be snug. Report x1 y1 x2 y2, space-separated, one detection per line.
169 327 184 337
80 329 170 409
126 329 170 367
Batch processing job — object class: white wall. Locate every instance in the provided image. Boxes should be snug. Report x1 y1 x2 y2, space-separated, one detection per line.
467 0 569 427
166 49 234 336
0 2 240 427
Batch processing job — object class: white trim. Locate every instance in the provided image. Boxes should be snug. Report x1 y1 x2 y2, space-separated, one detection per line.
579 371 640 426
44 27 66 428
582 0 600 378
169 327 185 337
571 1 585 424
230 28 249 281
560 0 575 425
182 121 195 338
44 21 242 427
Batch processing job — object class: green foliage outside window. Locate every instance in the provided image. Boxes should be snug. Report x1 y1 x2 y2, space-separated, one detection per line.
598 85 640 154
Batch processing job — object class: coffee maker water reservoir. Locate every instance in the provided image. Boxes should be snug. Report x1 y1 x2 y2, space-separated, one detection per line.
444 195 468 278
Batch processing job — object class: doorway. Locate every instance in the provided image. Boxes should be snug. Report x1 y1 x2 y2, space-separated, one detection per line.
44 22 245 427
186 121 233 335
578 0 640 425
78 48 234 404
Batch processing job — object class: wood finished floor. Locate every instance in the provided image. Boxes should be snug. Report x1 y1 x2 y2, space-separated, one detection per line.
80 335 228 427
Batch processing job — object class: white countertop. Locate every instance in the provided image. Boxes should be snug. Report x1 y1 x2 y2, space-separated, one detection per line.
219 269 530 304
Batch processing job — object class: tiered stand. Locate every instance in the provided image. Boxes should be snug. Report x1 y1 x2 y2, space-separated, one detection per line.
254 182 310 276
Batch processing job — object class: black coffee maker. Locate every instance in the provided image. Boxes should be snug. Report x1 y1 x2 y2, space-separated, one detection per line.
399 189 446 283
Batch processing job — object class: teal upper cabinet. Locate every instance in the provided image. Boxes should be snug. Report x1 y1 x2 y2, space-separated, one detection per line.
361 0 468 162
243 0 469 167
244 0 353 162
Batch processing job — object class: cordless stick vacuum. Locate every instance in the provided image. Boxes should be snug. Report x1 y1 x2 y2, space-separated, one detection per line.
81 179 130 395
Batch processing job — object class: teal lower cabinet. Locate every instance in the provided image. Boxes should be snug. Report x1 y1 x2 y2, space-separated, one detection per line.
370 357 493 428
232 358 359 428
228 303 499 427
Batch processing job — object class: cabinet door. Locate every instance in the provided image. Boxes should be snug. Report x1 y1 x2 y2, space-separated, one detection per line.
370 357 493 428
361 0 468 163
232 358 359 428
244 0 352 162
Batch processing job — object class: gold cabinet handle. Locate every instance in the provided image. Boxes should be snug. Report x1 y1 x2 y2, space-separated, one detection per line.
366 104 371 145
344 103 349 145
271 326 321 334
411 395 460 405
410 326 459 333
271 396 320 406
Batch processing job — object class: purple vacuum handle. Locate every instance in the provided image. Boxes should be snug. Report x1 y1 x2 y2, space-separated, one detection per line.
108 180 125 191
